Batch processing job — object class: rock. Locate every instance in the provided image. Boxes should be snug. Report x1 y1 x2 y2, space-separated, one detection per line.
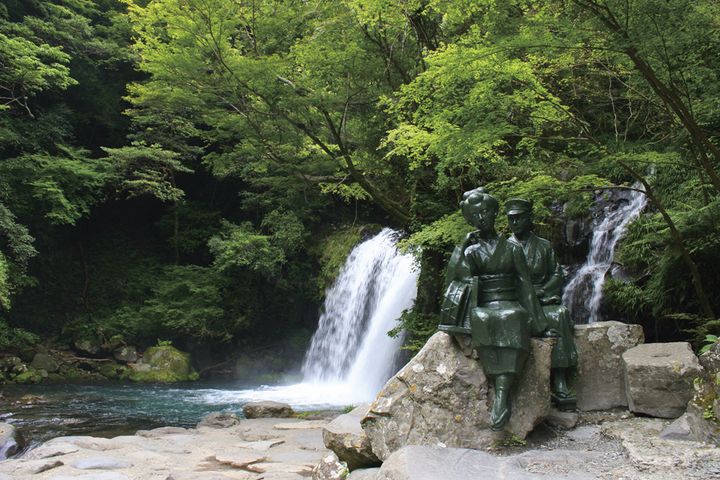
113 345 138 363
128 345 199 383
311 452 348 480
546 409 579 429
574 321 644 410
361 332 552 461
31 459 64 474
347 468 380 480
30 352 60 373
70 456 133 469
374 445 541 480
683 401 720 445
51 473 130 480
603 417 720 475
0 356 26 375
623 342 702 418
660 413 693 440
273 420 327 430
0 423 20 459
74 337 103 357
207 450 267 471
699 341 720 370
244 401 295 418
323 404 379 470
198 411 241 428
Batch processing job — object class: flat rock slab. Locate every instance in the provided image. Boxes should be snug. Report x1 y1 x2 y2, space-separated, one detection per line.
374 445 544 480
69 456 133 470
623 342 703 418
362 332 552 461
274 420 327 430
603 417 720 478
574 321 644 410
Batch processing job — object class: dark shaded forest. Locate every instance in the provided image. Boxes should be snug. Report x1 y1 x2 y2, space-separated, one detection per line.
2 0 719 376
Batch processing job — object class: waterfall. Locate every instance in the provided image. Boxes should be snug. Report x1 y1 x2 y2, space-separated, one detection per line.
301 228 418 397
563 183 647 323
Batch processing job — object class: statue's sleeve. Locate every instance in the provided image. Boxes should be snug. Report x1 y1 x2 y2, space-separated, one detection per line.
513 244 549 335
541 244 564 299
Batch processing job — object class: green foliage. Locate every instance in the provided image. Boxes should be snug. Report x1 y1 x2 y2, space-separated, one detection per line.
209 221 286 278
0 319 39 351
389 310 439 354
316 226 365 295
700 335 720 355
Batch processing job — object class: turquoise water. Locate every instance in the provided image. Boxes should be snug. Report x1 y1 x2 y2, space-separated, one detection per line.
1 381 350 448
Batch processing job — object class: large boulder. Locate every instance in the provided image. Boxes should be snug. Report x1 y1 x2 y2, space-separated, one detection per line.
127 346 198 383
574 321 644 410
361 332 552 461
113 346 138 364
323 404 379 470
623 342 702 418
243 401 295 419
30 353 60 373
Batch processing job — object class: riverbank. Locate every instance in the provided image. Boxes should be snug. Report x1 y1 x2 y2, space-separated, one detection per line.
1 409 718 479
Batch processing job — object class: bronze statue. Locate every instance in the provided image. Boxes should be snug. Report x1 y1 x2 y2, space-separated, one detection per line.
506 198 577 408
439 187 549 430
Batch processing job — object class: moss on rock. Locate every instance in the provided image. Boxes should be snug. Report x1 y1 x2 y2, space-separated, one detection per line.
128 346 198 383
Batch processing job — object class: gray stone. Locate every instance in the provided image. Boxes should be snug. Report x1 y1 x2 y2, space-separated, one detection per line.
361 332 552 461
0 423 20 459
198 411 241 428
660 413 693 440
70 456 133 469
623 342 702 418
311 451 348 480
574 321 644 410
50 473 130 480
323 404 379 470
683 401 720 445
546 409 579 429
74 337 103 356
698 341 720 373
347 468 380 480
374 445 541 480
30 352 60 373
244 401 295 418
113 345 138 363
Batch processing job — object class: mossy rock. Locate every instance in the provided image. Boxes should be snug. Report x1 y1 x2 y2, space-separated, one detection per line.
128 346 198 383
97 362 130 380
14 369 45 384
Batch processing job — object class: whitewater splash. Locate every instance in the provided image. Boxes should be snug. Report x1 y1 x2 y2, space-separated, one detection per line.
200 228 419 409
563 183 647 323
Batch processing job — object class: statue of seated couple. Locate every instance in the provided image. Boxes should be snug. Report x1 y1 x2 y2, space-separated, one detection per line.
439 187 577 431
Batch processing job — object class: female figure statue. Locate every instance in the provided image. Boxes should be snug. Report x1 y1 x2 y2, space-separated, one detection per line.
440 187 548 430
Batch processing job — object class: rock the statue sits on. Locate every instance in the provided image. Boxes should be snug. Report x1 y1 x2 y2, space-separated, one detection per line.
438 187 553 430
361 332 552 460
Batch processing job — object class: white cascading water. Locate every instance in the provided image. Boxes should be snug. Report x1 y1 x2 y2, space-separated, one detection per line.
198 228 418 408
562 183 647 323
301 228 418 395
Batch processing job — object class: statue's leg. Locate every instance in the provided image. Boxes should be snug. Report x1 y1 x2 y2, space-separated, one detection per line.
544 305 578 408
491 373 514 431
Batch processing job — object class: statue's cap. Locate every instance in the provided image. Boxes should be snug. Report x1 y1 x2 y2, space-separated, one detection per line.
505 198 532 215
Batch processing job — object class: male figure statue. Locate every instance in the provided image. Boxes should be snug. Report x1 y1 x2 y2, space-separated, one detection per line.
439 188 549 430
506 198 578 408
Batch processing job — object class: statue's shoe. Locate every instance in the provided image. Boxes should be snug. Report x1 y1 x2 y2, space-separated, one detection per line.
551 392 577 411
490 406 510 431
